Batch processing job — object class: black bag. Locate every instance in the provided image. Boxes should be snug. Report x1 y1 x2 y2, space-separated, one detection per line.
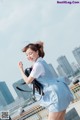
24 67 44 96
16 67 44 101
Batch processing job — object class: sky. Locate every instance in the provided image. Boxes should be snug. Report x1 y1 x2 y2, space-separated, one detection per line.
0 0 80 99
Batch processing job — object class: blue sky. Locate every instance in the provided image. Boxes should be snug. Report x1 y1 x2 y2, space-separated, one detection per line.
0 0 80 99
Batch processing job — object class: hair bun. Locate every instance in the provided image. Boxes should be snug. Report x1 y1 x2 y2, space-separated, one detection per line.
35 41 44 47
35 41 45 58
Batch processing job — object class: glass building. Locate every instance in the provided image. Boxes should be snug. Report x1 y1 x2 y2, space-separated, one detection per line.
72 47 80 66
48 63 58 78
0 81 14 105
57 65 67 77
57 56 74 77
0 91 7 110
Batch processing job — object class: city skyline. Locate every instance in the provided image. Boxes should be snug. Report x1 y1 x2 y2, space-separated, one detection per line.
0 0 80 98
0 43 79 99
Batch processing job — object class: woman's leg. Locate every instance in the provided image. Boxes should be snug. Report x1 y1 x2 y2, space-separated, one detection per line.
48 110 66 120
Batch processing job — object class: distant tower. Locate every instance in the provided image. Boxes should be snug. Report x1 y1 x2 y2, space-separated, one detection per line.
57 65 67 77
48 64 58 78
57 56 74 77
71 62 80 72
0 91 7 109
0 81 14 105
72 47 80 66
13 79 32 100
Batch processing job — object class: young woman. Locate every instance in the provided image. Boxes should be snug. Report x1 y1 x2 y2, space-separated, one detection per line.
18 41 73 120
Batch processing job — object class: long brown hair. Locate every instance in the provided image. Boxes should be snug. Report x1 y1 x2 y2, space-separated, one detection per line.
22 41 45 58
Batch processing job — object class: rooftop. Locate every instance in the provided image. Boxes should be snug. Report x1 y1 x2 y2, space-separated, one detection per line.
11 83 80 120
10 99 80 120
0 83 80 120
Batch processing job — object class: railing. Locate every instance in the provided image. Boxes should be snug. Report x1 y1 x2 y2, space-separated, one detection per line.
12 105 45 120
70 83 80 102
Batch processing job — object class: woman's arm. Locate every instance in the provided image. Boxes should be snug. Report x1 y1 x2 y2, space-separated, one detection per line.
18 61 34 84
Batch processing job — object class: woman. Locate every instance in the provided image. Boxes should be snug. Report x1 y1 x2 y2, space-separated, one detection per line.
18 41 73 120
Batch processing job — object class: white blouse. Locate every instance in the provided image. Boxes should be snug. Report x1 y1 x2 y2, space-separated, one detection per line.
30 62 45 78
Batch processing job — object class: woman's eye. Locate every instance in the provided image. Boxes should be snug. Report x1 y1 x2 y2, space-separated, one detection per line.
26 52 33 56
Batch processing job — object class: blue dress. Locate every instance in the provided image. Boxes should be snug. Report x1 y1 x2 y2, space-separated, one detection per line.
33 58 74 112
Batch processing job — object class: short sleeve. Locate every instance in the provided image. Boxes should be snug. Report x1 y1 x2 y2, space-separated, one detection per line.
30 62 45 78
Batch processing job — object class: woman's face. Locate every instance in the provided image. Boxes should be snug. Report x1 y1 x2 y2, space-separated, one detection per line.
25 48 39 62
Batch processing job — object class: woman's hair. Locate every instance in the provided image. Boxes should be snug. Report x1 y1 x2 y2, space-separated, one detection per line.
22 41 45 58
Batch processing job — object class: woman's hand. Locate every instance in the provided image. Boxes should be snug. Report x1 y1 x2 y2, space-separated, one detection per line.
18 61 34 84
18 61 24 71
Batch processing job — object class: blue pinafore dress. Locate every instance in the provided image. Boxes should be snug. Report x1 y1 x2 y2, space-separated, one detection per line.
34 58 74 112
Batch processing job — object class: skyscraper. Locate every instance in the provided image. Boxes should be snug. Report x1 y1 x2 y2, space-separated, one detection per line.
57 65 67 77
48 63 58 78
57 56 74 77
13 79 32 100
71 62 80 72
72 47 80 66
0 91 7 110
0 81 14 105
